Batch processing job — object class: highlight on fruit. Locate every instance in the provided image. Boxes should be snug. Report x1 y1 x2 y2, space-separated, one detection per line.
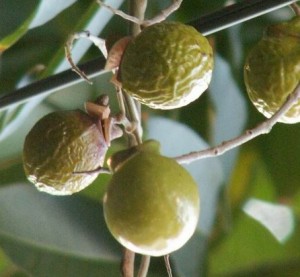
119 21 214 110
244 16 300 123
103 140 200 256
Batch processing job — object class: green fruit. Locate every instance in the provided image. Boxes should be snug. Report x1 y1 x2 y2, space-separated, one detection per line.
120 21 213 110
103 140 200 256
244 16 300 123
23 110 107 195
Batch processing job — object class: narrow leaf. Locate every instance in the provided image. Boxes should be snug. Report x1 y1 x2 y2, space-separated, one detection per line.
0 10 36 53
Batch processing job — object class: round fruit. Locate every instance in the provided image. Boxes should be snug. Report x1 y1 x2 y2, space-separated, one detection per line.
244 16 300 123
23 110 107 195
119 21 213 110
103 140 200 256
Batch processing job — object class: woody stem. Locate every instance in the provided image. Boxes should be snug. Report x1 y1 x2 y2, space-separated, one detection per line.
120 2 147 277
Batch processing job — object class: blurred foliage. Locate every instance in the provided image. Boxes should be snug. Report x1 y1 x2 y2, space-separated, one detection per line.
0 0 300 276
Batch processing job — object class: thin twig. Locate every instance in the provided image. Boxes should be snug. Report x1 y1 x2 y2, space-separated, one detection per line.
290 2 300 15
121 249 135 277
164 255 173 277
142 0 183 27
175 81 300 164
64 33 92 84
137 255 151 277
97 0 142 24
97 0 183 27
65 31 107 84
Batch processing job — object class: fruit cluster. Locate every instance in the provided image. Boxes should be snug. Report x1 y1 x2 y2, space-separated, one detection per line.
23 114 200 256
23 13 300 259
24 21 207 256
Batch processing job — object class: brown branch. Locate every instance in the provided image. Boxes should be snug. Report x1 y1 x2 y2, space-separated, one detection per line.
175 82 300 164
290 3 300 15
164 255 173 277
121 248 135 277
65 31 107 84
137 255 151 277
120 0 148 276
142 0 183 27
97 0 182 27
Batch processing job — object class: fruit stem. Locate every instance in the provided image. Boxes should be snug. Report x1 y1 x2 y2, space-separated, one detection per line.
175 81 300 164
122 248 135 277
137 255 151 277
164 255 173 277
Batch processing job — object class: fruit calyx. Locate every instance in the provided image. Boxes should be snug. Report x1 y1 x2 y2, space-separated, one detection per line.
107 139 160 172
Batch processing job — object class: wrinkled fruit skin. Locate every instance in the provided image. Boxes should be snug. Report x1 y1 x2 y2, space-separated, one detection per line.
244 16 300 123
23 110 106 195
103 140 200 256
120 21 213 110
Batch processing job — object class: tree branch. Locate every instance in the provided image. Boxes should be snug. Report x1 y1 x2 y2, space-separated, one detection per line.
137 255 151 277
175 81 300 164
164 255 173 277
121 248 135 277
97 0 182 27
142 0 183 27
290 2 300 15
120 1 148 276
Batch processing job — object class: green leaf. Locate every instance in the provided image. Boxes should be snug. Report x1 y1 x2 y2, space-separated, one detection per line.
0 184 122 276
0 8 37 53
0 0 77 53
0 246 13 274
209 212 300 276
228 147 277 209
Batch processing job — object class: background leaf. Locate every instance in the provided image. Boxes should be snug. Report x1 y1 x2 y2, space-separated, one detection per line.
0 184 122 276
0 0 78 53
